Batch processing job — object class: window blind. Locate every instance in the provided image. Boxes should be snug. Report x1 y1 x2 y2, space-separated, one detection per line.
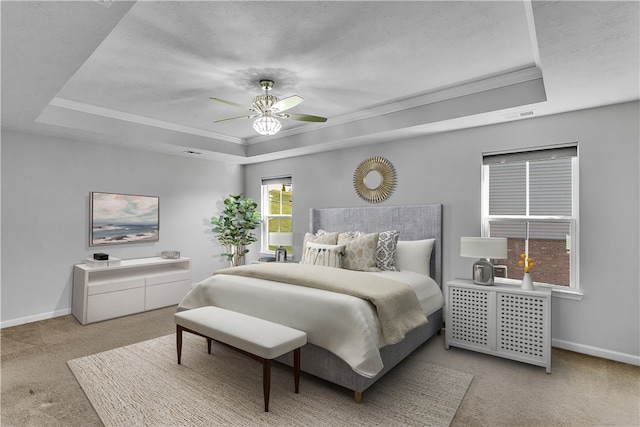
483 145 577 165
261 176 292 186
485 145 576 217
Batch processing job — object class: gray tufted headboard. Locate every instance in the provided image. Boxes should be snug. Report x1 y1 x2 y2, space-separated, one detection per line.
309 204 443 286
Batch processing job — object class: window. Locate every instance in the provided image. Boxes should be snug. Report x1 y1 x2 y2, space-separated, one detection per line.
261 176 293 255
482 145 578 289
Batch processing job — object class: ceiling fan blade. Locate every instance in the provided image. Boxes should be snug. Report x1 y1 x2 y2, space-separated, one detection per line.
272 95 303 113
283 112 327 122
213 115 257 123
209 97 252 110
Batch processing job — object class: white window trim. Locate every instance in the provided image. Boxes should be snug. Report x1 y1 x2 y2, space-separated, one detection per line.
260 177 293 256
481 147 581 298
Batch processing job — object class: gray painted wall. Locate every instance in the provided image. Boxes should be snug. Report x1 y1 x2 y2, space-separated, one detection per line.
1 130 242 326
1 102 637 364
244 102 640 364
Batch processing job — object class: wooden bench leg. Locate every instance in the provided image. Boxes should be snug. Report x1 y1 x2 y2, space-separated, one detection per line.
294 347 301 393
354 391 362 404
175 323 304 412
263 359 271 412
176 325 183 365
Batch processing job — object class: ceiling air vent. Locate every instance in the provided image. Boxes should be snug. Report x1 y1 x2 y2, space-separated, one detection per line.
502 109 537 120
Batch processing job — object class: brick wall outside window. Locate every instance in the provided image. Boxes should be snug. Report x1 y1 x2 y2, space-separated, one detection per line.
493 238 570 286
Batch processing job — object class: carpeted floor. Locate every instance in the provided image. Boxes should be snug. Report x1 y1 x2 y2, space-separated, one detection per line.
67 333 472 426
2 306 640 426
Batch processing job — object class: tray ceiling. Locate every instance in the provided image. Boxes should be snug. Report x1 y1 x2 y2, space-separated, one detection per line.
2 1 638 164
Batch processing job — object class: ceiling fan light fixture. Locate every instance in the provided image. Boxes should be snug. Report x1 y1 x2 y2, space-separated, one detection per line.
211 79 326 134
253 116 282 136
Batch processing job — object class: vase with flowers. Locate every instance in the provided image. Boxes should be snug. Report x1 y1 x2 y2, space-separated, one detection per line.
518 253 536 290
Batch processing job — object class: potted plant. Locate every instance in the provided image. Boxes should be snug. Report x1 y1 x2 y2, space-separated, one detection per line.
211 193 262 267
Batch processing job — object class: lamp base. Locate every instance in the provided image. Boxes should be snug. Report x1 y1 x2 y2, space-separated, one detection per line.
472 258 495 285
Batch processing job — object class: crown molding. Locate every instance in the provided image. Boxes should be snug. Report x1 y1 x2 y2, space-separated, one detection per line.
48 97 243 144
245 65 543 145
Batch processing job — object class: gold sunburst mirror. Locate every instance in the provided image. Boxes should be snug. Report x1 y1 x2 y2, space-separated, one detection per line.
353 156 396 203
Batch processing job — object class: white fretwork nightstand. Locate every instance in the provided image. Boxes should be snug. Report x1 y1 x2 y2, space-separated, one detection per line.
445 279 552 373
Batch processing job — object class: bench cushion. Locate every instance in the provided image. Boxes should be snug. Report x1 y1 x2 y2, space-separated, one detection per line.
175 306 307 359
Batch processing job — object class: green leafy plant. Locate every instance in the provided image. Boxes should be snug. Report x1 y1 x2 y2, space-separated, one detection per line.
211 194 262 266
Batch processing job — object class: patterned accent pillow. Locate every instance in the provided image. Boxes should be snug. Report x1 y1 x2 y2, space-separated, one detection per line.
377 230 400 271
338 232 379 271
300 231 339 263
300 243 346 268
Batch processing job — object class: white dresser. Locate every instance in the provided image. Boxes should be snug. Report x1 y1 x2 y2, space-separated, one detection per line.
445 278 552 373
72 257 191 325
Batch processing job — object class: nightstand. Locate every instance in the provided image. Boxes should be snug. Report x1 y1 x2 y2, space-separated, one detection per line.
444 278 552 373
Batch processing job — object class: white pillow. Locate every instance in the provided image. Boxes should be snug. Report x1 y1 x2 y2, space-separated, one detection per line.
394 239 435 276
300 231 339 263
300 243 346 268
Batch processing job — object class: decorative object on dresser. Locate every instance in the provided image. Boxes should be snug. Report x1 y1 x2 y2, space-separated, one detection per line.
460 237 507 285
445 278 551 373
161 250 181 259
211 193 262 267
84 257 120 268
353 156 396 203
90 192 159 246
72 257 191 325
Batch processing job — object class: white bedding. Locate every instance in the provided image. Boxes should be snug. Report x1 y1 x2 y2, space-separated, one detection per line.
178 269 444 378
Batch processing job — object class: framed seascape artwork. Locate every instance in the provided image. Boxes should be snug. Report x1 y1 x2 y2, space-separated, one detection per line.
90 192 159 246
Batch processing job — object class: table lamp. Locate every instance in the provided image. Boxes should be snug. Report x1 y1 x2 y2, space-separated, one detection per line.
460 237 507 285
269 232 293 261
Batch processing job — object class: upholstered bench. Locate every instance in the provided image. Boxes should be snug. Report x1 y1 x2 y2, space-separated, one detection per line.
174 306 307 412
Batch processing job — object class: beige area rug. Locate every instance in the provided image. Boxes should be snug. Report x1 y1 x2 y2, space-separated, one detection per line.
68 334 472 426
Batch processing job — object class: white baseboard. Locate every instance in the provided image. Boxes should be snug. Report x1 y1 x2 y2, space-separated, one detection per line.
1 308 71 329
553 338 640 366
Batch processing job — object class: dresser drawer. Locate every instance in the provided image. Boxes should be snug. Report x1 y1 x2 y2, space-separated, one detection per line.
88 278 145 296
145 279 192 310
87 287 145 323
146 270 190 286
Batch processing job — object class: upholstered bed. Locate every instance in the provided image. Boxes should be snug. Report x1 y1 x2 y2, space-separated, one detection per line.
179 203 443 402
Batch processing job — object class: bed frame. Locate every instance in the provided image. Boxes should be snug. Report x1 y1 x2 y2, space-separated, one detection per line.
276 203 443 402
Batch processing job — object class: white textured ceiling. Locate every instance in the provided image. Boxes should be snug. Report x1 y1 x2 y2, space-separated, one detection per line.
2 1 638 164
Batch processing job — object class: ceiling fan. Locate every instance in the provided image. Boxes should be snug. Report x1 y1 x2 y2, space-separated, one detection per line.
210 80 327 136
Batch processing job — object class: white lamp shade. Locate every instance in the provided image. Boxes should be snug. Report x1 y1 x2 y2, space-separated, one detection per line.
460 237 507 259
269 232 293 246
253 116 282 135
